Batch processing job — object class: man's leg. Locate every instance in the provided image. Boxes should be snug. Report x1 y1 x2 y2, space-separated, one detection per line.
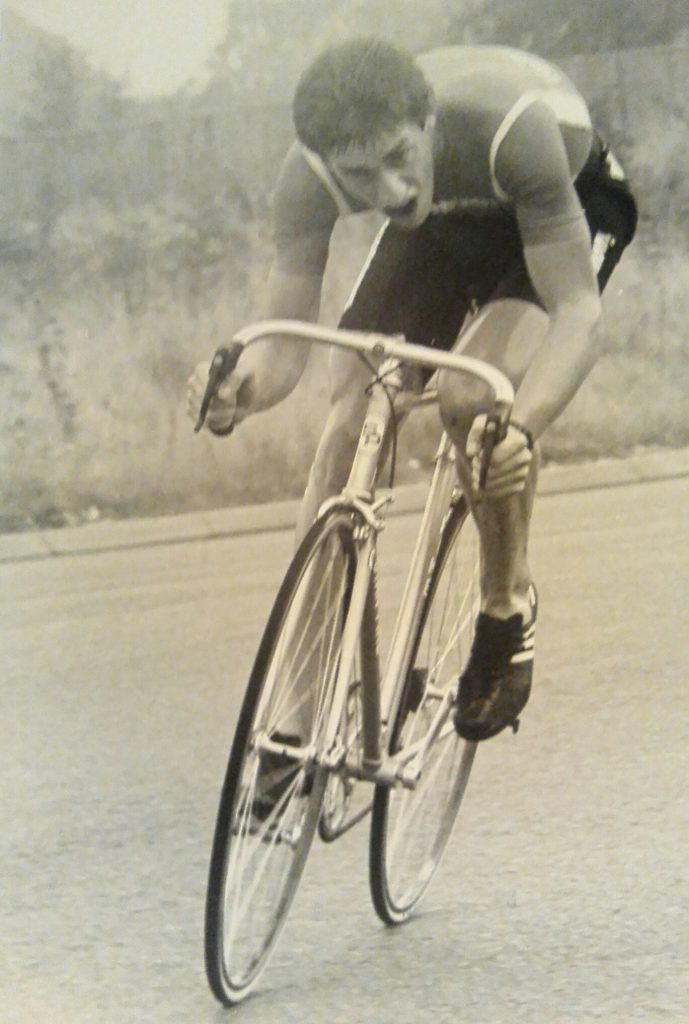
295 346 373 544
437 298 551 741
437 297 549 619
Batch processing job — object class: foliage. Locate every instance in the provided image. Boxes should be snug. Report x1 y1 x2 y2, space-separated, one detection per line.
446 0 688 56
48 193 252 314
1 1 688 528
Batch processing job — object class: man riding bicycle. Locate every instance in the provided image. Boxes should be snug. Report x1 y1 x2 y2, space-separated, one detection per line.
188 38 637 742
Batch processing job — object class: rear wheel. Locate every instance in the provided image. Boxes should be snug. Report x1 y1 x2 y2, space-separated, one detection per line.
318 678 370 841
205 509 358 1004
370 495 480 925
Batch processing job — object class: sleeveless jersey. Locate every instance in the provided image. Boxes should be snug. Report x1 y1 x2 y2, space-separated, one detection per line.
272 46 594 275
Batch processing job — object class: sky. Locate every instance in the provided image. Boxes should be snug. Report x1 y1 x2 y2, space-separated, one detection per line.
2 0 231 96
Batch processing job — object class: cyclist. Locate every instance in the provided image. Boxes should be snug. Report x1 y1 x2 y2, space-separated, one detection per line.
188 37 637 741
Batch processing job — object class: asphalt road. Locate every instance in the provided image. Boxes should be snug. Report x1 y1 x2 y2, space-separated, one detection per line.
2 473 688 1024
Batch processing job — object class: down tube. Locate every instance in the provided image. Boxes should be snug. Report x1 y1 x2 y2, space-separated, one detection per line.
322 526 376 757
380 435 458 726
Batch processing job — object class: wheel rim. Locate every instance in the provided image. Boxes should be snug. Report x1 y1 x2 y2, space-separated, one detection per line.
213 518 356 997
382 504 480 917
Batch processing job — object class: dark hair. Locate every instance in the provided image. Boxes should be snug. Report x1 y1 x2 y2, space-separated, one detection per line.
293 37 433 156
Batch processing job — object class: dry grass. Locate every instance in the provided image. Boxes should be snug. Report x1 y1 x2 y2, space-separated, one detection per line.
1 217 686 532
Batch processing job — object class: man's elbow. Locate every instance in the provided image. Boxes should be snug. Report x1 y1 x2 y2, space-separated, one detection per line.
559 289 603 331
580 291 603 332
551 291 603 351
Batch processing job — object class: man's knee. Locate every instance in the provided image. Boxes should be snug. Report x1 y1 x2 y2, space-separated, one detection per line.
437 371 487 445
456 298 549 379
438 298 549 441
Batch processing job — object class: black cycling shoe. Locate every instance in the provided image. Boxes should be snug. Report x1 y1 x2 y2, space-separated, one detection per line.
251 732 312 826
454 586 537 742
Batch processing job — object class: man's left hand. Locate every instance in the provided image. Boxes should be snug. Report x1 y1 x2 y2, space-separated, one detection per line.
466 414 534 499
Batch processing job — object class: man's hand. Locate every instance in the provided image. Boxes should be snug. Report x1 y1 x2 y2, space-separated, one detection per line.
467 414 534 499
187 359 240 436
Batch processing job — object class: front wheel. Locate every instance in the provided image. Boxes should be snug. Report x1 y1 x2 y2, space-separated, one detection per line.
370 495 480 925
205 509 359 1005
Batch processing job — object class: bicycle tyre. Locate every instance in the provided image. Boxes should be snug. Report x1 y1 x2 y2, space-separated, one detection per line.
369 495 480 925
205 509 359 1005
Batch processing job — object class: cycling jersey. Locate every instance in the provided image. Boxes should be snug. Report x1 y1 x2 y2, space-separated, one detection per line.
273 46 597 274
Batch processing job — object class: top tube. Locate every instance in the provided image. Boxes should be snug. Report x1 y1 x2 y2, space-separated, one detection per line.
232 319 514 412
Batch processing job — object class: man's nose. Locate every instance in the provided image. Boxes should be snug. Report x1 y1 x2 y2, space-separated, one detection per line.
377 169 414 210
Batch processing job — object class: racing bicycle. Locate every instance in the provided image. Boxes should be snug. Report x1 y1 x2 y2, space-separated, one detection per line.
198 319 514 1006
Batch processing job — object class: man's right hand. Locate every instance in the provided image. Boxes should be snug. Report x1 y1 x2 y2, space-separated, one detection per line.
187 359 239 436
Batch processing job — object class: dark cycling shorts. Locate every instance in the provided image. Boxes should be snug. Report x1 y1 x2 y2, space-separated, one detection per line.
338 137 638 350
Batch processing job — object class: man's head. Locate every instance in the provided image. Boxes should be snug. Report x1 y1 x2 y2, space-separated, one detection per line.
293 37 436 228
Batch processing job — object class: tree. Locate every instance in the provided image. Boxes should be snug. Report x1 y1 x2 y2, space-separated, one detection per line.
447 0 689 57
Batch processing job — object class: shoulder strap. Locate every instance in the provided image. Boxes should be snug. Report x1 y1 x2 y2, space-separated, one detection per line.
489 89 592 201
299 145 353 217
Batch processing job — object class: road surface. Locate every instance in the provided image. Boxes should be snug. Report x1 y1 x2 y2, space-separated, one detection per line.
2 473 688 1023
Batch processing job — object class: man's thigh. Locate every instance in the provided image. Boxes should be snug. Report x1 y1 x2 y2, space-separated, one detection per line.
324 340 415 456
328 344 371 402
321 345 375 442
438 298 549 435
456 298 549 382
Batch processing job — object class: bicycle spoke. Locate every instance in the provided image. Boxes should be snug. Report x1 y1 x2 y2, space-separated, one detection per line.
206 510 359 1004
423 545 478 680
370 498 480 925
386 727 457 863
225 775 304 951
261 544 348 737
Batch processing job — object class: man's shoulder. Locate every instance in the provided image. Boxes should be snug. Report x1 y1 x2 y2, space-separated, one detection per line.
423 44 592 201
417 45 582 110
274 142 331 208
273 143 341 238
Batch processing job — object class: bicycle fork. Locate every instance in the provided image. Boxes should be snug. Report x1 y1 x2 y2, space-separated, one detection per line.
316 500 383 776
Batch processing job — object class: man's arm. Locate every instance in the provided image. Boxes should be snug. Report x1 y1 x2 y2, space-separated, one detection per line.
465 209 602 498
511 203 603 440
190 140 339 434
230 258 325 425
493 99 603 439
468 102 602 497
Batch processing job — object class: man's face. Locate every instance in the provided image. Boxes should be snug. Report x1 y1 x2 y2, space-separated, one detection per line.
326 119 435 229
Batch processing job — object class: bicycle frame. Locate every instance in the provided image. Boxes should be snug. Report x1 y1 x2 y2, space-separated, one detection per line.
230 319 514 790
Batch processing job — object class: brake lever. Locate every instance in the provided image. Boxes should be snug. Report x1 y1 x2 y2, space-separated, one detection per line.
478 413 508 491
194 342 244 433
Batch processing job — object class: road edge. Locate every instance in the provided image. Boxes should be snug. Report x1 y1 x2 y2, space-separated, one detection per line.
2 447 688 564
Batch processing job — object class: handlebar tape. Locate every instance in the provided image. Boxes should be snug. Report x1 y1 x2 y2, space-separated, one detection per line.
194 342 244 434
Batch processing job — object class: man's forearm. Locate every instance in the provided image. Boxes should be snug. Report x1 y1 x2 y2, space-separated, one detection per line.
233 336 312 423
511 299 603 439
